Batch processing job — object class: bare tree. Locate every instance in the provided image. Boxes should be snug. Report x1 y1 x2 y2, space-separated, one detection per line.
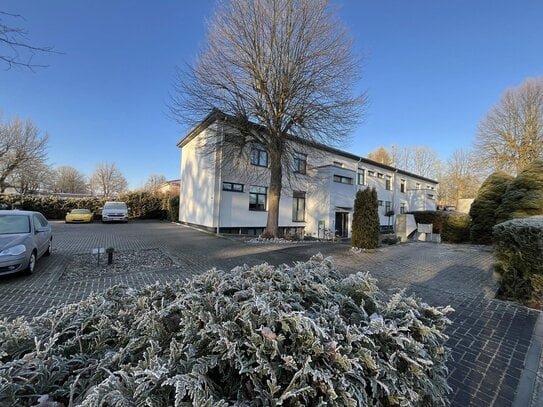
0 115 48 192
0 11 56 70
171 0 365 236
367 146 393 165
50 166 88 194
9 157 51 194
90 162 128 199
439 148 481 207
475 77 543 174
143 174 167 194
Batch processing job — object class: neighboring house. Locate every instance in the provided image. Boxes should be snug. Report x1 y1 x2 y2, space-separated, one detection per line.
157 179 181 196
177 111 438 238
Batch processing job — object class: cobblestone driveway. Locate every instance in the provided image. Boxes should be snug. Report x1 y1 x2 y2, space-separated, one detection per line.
0 220 540 406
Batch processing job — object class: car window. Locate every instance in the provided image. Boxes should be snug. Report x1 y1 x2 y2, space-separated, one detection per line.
72 209 91 214
104 203 127 210
33 214 48 229
0 215 31 234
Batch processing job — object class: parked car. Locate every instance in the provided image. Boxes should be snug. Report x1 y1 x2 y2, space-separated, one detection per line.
0 210 52 275
101 201 129 223
65 208 94 223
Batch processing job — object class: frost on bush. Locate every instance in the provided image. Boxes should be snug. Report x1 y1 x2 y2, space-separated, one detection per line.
0 255 453 406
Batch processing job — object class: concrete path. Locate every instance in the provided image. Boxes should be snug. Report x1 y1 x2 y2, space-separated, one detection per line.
0 220 540 406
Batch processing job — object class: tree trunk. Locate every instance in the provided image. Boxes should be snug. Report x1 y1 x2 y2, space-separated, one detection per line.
265 150 283 238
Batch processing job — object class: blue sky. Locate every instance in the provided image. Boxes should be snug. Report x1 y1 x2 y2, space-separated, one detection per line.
1 0 541 188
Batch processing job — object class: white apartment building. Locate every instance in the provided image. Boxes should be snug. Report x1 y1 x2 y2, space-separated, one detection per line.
177 112 438 238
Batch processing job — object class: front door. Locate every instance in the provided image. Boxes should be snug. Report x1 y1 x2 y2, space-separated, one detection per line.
335 212 349 238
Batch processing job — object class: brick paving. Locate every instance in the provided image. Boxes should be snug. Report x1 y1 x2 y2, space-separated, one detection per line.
0 220 541 406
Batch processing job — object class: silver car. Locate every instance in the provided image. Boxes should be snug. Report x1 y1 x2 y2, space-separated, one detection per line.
0 210 52 275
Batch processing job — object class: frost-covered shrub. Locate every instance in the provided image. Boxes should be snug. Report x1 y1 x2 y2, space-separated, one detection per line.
493 217 543 303
0 256 453 406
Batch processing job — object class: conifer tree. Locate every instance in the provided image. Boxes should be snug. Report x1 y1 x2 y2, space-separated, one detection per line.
352 187 380 249
495 159 543 224
469 171 513 244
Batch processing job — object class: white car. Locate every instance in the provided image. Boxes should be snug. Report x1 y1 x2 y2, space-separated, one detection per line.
0 210 52 275
101 201 129 223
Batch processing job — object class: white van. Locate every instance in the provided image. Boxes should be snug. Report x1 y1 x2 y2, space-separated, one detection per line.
101 201 129 223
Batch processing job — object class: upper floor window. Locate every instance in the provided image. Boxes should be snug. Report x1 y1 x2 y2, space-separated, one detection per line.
368 170 375 177
400 202 407 214
377 172 384 179
250 146 268 167
357 169 365 185
333 161 344 168
223 182 244 192
293 152 307 174
400 179 406 193
385 175 392 191
333 175 353 185
249 186 267 211
378 200 383 206
292 191 306 222
416 183 421 190
427 194 435 200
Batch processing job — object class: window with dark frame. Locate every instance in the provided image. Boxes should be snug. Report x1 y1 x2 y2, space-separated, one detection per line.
249 186 267 211
400 179 406 193
222 182 244 192
357 169 365 185
378 200 383 206
294 152 307 174
333 175 353 184
385 201 391 213
377 172 384 179
400 203 406 214
292 191 306 222
385 175 392 190
368 170 375 177
250 146 268 167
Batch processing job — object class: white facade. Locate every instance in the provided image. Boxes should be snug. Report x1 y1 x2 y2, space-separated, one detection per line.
177 114 438 237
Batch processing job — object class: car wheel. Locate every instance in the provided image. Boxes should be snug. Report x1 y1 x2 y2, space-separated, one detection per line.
25 251 36 275
44 239 52 256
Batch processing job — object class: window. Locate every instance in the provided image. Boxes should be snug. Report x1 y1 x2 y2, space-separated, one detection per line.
400 203 407 214
250 146 268 167
400 179 406 193
368 170 375 177
357 169 366 185
385 201 392 213
223 182 244 192
377 172 384 179
385 175 392 190
333 175 353 184
293 152 307 174
292 191 306 222
416 183 421 190
249 186 267 211
333 161 344 167
378 200 383 206
427 194 435 200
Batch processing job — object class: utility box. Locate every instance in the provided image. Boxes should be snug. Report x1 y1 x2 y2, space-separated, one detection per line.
395 214 417 242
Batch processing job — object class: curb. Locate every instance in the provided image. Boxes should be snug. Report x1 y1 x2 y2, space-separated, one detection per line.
514 311 543 407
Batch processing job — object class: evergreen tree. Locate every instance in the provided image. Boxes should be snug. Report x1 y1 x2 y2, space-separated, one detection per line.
495 159 543 224
352 187 380 249
469 171 513 244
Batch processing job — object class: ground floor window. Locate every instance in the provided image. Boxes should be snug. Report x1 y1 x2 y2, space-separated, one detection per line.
385 201 392 213
400 202 407 214
249 186 267 211
292 191 306 221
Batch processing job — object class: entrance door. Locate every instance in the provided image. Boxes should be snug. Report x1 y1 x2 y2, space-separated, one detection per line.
335 212 349 238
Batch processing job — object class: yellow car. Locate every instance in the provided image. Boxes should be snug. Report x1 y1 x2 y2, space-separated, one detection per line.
65 209 94 223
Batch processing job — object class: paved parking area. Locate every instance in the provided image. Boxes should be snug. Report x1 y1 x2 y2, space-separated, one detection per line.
0 220 541 406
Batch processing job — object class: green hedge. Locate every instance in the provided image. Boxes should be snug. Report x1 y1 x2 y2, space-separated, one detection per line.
0 193 177 221
0 255 453 406
493 216 543 303
352 188 379 249
409 211 471 243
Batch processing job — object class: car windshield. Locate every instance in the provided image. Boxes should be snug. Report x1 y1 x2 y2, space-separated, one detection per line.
0 215 31 234
104 203 126 210
71 209 91 214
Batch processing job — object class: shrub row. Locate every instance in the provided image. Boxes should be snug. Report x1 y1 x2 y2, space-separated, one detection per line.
409 211 471 243
0 255 453 406
0 192 180 221
493 216 543 303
